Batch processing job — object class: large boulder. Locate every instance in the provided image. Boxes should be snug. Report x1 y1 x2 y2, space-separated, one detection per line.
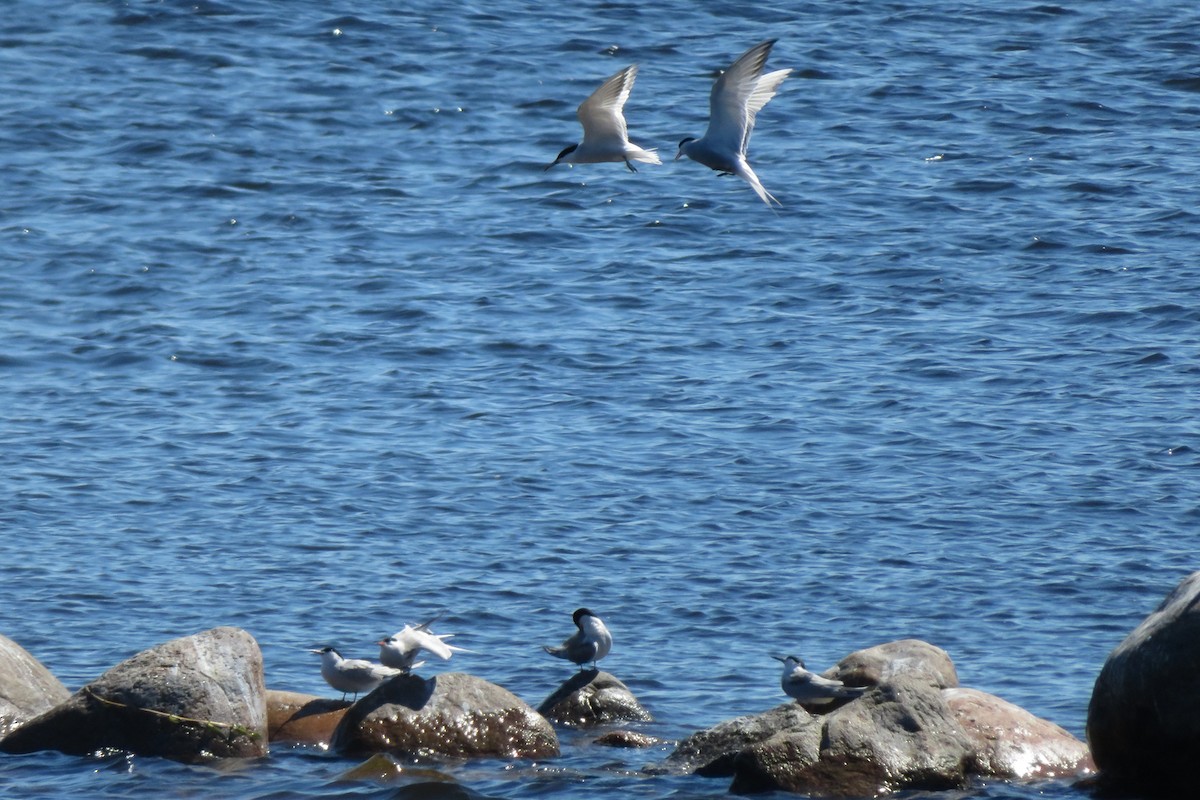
266 689 348 746
945 687 1093 779
331 672 558 760
0 635 70 738
1087 570 1200 794
0 627 267 763
537 670 652 727
729 676 974 795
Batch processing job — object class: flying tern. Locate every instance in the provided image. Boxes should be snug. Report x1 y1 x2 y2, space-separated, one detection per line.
676 39 792 205
310 646 400 701
773 655 867 705
544 607 612 669
546 64 662 173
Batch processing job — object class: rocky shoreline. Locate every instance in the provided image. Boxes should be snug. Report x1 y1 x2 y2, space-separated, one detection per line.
6 571 1198 796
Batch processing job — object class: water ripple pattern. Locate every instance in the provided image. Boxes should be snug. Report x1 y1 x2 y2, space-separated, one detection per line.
2 2 1198 798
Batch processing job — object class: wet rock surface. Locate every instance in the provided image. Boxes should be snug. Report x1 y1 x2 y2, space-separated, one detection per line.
537 670 652 727
0 626 267 763
0 634 70 739
331 672 559 760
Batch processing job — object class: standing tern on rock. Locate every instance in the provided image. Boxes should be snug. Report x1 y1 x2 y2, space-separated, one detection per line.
310 646 401 702
773 655 867 704
546 64 662 173
676 39 792 206
378 613 473 672
544 607 612 670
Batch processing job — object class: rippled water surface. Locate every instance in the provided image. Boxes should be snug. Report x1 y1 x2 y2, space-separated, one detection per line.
2 1 1199 798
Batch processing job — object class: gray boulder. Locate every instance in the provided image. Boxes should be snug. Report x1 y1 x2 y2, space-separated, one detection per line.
0 634 70 738
946 687 1093 779
1087 570 1200 794
331 672 559 760
660 703 818 777
0 626 267 763
537 670 652 727
729 676 973 795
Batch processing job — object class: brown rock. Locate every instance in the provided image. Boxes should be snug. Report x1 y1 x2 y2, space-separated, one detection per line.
829 639 958 690
593 729 664 748
266 689 349 746
946 687 1093 779
331 672 558 760
0 635 70 738
0 627 267 763
537 670 652 727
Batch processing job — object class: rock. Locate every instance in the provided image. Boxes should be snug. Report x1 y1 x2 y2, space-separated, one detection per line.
266 689 348 746
1087 570 1200 794
659 703 818 777
665 639 1095 796
593 730 664 748
0 634 70 738
337 752 458 784
829 639 958 691
537 670 652 727
0 627 267 763
946 687 1093 779
331 672 559 760
729 676 973 795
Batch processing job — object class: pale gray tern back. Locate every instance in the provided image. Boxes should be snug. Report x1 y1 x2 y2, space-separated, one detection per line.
675 39 792 206
378 613 473 672
544 607 612 669
310 646 400 701
773 655 867 704
546 65 662 173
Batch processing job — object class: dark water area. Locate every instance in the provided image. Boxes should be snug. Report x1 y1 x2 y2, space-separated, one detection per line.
2 1 1198 797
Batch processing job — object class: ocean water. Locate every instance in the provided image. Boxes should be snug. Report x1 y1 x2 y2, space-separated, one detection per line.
2 0 1198 797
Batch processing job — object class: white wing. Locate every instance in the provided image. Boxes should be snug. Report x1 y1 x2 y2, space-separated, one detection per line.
705 40 788 156
577 64 637 145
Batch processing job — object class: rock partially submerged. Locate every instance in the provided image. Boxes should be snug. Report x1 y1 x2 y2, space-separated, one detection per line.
1087 570 1200 795
0 626 267 763
537 670 652 727
0 634 70 738
331 672 559 760
663 640 1091 795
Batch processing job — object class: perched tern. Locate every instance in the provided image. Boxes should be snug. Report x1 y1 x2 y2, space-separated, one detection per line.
544 607 612 669
546 64 662 173
378 613 473 672
773 655 867 705
675 39 792 206
310 646 400 701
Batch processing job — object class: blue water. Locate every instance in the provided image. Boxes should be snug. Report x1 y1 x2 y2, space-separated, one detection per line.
2 0 1198 797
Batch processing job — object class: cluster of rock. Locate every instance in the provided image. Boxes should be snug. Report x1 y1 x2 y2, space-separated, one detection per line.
11 568 1200 800
656 639 1091 795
